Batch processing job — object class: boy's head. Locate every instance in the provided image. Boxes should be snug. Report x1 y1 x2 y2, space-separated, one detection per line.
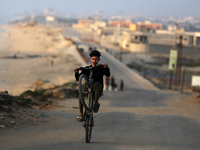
89 50 101 66
89 50 101 58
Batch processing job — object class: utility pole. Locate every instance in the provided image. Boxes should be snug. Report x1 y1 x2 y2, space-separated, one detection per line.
120 47 123 62
180 66 185 93
173 23 178 86
173 23 178 49
177 35 183 86
116 21 122 62
114 22 120 44
169 69 173 90
175 35 183 87
169 23 178 90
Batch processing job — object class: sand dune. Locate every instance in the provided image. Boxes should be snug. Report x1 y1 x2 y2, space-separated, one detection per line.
0 23 84 95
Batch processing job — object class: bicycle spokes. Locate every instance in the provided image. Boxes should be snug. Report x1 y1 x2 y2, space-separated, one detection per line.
79 74 93 111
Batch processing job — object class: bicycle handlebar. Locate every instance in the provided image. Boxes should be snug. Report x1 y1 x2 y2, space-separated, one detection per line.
76 64 104 71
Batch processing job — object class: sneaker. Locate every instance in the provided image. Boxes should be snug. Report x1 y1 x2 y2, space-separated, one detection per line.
77 116 83 122
93 103 100 113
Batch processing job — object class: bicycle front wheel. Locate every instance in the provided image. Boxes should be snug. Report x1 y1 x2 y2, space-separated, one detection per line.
79 74 93 111
85 114 93 143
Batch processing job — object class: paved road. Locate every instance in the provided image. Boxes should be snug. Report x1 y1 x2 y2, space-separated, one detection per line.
1 30 200 150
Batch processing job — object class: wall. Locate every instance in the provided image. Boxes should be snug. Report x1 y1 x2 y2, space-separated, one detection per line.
149 44 200 57
128 43 149 53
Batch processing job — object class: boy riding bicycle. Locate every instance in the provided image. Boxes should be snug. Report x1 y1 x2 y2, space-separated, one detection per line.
74 50 110 122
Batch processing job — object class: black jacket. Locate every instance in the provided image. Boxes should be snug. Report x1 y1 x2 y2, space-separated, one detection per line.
75 65 110 88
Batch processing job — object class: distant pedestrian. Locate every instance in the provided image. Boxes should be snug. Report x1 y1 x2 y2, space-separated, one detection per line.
111 76 115 91
51 60 54 66
105 76 110 90
120 79 124 91
13 54 17 59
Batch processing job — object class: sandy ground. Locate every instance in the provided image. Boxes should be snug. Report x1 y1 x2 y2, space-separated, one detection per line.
0 24 85 95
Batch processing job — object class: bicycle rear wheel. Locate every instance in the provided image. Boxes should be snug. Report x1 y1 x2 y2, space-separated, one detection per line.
79 74 93 111
85 114 93 143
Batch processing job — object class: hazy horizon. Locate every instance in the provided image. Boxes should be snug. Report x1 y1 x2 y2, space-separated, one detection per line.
0 0 200 18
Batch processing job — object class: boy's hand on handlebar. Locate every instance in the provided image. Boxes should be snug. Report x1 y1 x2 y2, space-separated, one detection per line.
104 63 108 68
74 68 78 72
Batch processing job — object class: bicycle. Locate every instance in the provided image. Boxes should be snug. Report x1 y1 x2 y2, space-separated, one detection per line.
76 64 104 143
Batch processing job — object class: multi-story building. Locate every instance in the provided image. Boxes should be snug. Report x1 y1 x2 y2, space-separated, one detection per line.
129 21 163 31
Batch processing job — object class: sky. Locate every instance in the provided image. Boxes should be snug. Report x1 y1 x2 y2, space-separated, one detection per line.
0 0 200 18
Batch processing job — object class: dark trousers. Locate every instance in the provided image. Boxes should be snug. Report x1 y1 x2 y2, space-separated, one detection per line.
79 82 102 114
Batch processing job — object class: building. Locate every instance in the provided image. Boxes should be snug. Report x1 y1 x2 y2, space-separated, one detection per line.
72 19 94 28
108 19 131 28
137 21 162 30
129 21 162 32
120 30 200 56
91 21 107 30
129 24 137 31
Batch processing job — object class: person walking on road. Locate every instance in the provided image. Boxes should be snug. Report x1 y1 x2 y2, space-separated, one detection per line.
111 76 116 91
105 76 110 90
120 79 124 91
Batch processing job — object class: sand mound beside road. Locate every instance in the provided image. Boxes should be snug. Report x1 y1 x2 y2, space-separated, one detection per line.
0 23 72 55
0 23 83 95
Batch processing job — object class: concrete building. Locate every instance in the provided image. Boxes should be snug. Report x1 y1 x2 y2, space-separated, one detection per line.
137 21 162 31
129 24 137 31
129 21 163 32
120 30 200 56
91 21 107 30
108 19 131 28
77 19 200 57
72 19 93 28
